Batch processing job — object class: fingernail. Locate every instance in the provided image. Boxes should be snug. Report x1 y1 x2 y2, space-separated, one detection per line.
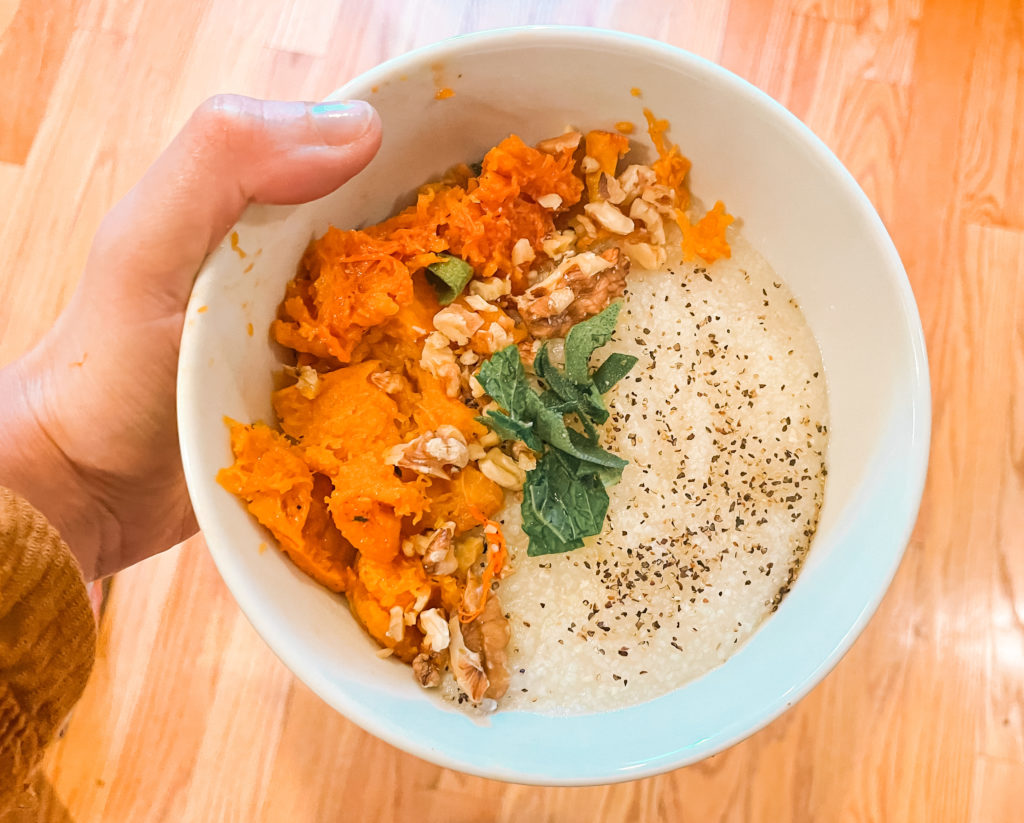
308 100 375 144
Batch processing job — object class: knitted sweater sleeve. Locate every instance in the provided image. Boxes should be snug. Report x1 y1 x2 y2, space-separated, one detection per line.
0 487 96 811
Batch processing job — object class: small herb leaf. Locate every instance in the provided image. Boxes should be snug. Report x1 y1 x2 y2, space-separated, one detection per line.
522 450 610 556
474 308 639 557
478 411 542 451
426 254 475 306
564 302 622 383
476 345 533 418
565 428 628 477
537 390 578 416
534 343 609 425
592 352 640 394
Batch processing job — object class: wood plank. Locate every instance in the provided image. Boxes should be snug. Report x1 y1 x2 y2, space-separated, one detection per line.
0 26 127 359
178 615 294 822
964 224 1024 765
0 0 21 39
0 0 82 165
605 0 731 59
956 0 1024 229
266 0 343 58
42 540 254 820
0 162 22 224
969 756 1024 823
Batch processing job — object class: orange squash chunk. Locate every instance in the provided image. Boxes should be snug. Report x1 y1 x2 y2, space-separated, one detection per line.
273 361 404 462
290 474 357 593
426 465 505 533
679 201 735 264
328 453 429 564
218 422 313 554
584 130 631 201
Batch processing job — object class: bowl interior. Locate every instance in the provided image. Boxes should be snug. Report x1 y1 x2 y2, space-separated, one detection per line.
178 27 929 785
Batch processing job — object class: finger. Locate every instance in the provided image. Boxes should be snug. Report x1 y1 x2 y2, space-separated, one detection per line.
86 94 382 309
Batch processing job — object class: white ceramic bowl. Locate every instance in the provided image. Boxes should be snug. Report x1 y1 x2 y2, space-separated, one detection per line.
178 27 930 785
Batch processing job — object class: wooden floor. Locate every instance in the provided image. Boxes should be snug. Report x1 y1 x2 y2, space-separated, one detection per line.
1 0 1020 820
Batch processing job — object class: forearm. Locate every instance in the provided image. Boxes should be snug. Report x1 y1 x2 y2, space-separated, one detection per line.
0 355 114 581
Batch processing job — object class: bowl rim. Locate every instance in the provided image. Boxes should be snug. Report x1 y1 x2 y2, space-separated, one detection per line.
178 24 931 785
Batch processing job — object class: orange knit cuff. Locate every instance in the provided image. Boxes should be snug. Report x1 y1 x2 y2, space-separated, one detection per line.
0 486 96 811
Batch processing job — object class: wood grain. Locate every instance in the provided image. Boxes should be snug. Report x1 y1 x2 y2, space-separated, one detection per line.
0 0 1019 820
0 0 81 165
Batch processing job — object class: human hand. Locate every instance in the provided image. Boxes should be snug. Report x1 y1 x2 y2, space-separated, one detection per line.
0 95 381 579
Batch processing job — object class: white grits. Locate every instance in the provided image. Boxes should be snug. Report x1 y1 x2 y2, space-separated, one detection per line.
445 230 828 714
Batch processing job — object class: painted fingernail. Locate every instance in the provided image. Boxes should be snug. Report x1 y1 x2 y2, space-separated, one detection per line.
308 100 375 143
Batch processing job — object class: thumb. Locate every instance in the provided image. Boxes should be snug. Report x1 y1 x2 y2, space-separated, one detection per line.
86 94 381 309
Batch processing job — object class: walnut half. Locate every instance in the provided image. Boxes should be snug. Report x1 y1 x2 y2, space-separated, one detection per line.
461 594 511 700
412 651 445 688
516 247 630 339
421 525 458 576
448 616 489 703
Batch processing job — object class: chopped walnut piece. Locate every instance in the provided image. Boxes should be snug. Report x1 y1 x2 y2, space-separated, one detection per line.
478 428 501 448
468 276 511 301
463 294 491 312
420 331 461 397
623 240 668 271
386 606 405 642
540 229 577 259
571 251 615 278
401 532 432 558
584 200 634 235
641 182 678 214
433 303 484 346
617 164 658 204
385 425 468 479
462 595 511 700
517 251 611 321
572 213 598 238
547 287 575 315
511 237 536 267
370 369 407 395
449 616 489 703
421 523 458 576
295 365 320 399
454 534 484 573
536 130 582 154
418 608 451 652
511 440 538 472
478 447 526 490
412 651 445 688
536 193 564 210
516 248 630 338
468 373 486 399
477 320 515 354
629 197 667 245
460 569 485 618
597 173 626 205
413 590 430 614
